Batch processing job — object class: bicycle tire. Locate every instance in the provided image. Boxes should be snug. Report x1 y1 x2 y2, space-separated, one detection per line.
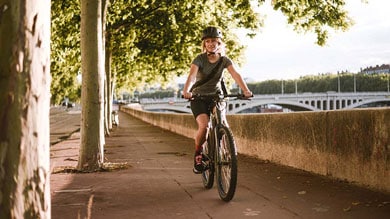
216 126 237 202
202 132 215 189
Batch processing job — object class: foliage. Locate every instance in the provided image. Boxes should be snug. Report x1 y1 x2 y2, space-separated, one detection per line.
50 0 353 101
272 0 352 45
105 0 263 93
51 0 81 104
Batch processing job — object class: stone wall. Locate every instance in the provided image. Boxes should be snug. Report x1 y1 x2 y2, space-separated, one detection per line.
121 105 390 192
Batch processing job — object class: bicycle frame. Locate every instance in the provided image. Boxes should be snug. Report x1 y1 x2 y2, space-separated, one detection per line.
212 99 228 127
189 93 251 201
204 95 230 159
199 93 244 128
196 93 248 160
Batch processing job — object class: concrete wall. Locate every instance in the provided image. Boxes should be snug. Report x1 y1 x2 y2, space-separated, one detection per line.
121 105 390 192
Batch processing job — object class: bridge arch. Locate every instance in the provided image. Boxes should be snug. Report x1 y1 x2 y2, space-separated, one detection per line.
344 98 390 109
229 100 318 114
143 104 191 113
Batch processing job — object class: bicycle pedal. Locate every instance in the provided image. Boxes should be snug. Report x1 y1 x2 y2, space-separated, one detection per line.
202 163 210 171
193 168 202 174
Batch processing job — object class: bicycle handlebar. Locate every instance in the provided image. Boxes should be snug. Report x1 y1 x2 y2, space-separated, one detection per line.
182 93 253 101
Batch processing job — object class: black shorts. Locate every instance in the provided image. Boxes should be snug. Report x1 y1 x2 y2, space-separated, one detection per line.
190 99 215 119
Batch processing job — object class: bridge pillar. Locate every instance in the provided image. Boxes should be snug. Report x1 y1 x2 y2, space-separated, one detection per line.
326 99 331 110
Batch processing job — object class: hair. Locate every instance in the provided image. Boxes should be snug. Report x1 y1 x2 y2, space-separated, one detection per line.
201 38 226 56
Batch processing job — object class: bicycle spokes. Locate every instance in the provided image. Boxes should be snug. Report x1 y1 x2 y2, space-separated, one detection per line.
219 135 231 165
218 134 232 189
216 127 237 202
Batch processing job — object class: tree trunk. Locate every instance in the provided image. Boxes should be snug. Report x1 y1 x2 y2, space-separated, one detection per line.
106 33 113 130
102 0 111 136
0 0 51 217
78 0 105 171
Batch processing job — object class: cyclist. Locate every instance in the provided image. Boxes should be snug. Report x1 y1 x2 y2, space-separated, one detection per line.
182 26 253 174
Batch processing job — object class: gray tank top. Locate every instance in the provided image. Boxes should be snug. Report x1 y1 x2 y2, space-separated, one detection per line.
191 53 232 94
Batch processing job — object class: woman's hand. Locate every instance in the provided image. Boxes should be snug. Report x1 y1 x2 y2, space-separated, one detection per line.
182 91 193 99
243 90 253 98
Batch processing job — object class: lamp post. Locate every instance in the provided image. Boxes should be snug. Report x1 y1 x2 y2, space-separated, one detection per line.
337 72 340 93
295 80 298 95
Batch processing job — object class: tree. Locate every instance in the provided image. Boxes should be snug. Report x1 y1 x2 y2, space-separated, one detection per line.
51 0 353 101
0 0 51 217
51 0 353 171
50 0 81 104
272 0 352 45
105 0 264 92
77 0 106 171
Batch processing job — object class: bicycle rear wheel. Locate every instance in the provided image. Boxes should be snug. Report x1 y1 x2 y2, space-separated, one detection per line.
216 126 237 202
201 135 214 189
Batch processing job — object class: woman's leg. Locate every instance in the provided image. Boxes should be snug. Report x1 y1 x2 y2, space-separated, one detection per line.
194 113 209 152
190 100 212 173
193 113 209 173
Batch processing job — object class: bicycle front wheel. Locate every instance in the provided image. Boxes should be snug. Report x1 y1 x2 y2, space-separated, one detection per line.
216 126 237 202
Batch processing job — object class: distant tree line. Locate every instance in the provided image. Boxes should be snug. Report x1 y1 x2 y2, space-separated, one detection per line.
138 90 178 99
247 73 389 94
136 73 389 99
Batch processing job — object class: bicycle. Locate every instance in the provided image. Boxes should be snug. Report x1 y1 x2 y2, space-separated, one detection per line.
188 93 252 202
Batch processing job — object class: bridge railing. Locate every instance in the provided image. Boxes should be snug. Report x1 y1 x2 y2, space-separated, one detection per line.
140 91 390 113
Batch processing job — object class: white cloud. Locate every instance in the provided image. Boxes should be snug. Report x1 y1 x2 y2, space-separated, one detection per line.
239 0 390 82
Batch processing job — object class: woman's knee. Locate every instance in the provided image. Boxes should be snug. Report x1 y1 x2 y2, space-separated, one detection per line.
196 114 209 129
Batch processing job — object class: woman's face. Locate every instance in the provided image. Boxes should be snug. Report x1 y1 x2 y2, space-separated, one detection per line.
204 38 220 53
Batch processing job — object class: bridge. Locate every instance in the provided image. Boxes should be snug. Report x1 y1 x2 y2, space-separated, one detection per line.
140 91 390 114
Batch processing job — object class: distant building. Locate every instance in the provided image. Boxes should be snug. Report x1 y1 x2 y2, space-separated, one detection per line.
360 64 390 74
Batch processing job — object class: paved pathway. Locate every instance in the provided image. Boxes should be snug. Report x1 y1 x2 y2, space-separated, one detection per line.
50 109 389 218
50 106 81 145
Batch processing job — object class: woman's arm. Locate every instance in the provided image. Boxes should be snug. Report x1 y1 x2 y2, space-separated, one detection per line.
226 64 252 97
182 64 199 99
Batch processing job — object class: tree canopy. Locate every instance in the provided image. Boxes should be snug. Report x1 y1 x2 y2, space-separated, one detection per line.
51 0 81 104
50 0 353 103
273 0 352 45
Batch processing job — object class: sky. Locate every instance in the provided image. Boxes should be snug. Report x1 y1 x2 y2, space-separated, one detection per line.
236 0 390 82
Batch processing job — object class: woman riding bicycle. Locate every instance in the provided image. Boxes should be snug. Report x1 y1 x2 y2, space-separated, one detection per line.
182 26 253 174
